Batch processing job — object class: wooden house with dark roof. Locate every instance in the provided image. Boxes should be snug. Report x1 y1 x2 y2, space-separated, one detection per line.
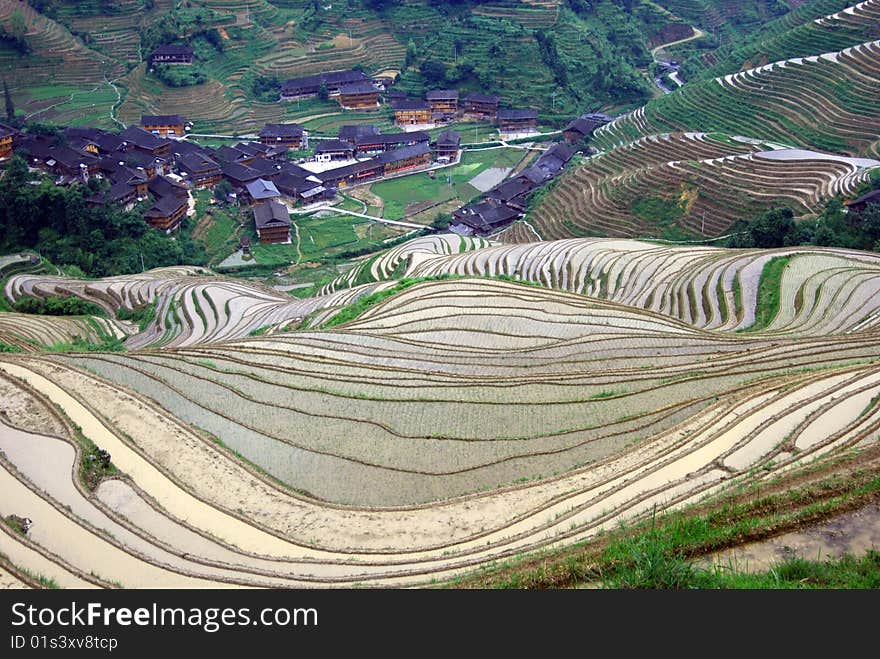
258 123 307 150
149 44 194 65
462 92 500 120
177 152 222 188
86 179 140 210
563 116 603 144
498 108 538 133
144 193 188 232
280 70 370 100
846 190 880 213
338 124 380 145
425 89 459 121
374 143 432 176
452 199 520 235
148 175 189 201
433 130 461 161
141 115 187 138
354 131 429 155
222 162 262 189
392 98 432 126
316 159 383 190
120 126 171 157
0 123 14 160
275 170 327 205
253 201 291 244
314 139 355 162
337 82 380 111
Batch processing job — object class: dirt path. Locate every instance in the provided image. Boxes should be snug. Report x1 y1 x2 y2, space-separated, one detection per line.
651 26 707 59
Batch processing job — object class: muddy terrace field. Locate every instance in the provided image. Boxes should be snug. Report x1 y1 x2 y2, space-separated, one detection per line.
3 236 880 587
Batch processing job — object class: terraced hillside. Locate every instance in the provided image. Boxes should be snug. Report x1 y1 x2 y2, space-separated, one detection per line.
4 267 397 349
594 39 880 156
4 258 880 586
529 134 879 239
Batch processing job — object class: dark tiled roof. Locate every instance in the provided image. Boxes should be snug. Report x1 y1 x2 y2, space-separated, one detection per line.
142 114 186 126
453 200 520 232
392 98 430 111
426 89 459 101
338 125 379 142
247 157 282 177
233 142 267 156
339 82 378 95
282 69 369 93
354 131 429 148
222 162 261 183
849 189 880 207
373 142 431 164
151 44 193 57
253 201 291 229
120 126 168 151
145 193 187 217
498 108 538 121
435 130 461 148
215 145 249 163
564 117 601 135
315 139 354 154
177 153 220 175
464 92 500 104
148 175 189 199
259 123 305 138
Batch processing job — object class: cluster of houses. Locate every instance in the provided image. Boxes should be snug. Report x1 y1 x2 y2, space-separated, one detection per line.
450 142 578 236
0 111 464 245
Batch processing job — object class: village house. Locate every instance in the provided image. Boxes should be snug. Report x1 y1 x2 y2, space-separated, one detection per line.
426 89 459 122
244 178 282 205
392 98 432 126
354 131 429 155
280 69 370 100
316 159 384 190
253 200 292 244
149 44 194 66
148 174 189 201
337 82 380 111
314 139 356 163
274 168 327 206
847 190 880 213
562 113 611 144
98 159 150 198
177 152 222 188
144 194 188 232
102 149 168 180
141 114 187 138
433 130 461 162
120 126 171 157
498 108 538 134
86 179 140 210
338 124 380 145
258 123 307 150
452 199 520 236
221 162 263 189
0 124 16 160
374 142 432 176
462 92 500 120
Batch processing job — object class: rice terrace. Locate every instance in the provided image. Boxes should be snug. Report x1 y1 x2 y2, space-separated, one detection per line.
0 0 879 591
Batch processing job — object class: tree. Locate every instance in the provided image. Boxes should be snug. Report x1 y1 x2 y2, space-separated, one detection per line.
420 59 447 86
318 82 329 101
3 80 14 123
9 10 27 48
